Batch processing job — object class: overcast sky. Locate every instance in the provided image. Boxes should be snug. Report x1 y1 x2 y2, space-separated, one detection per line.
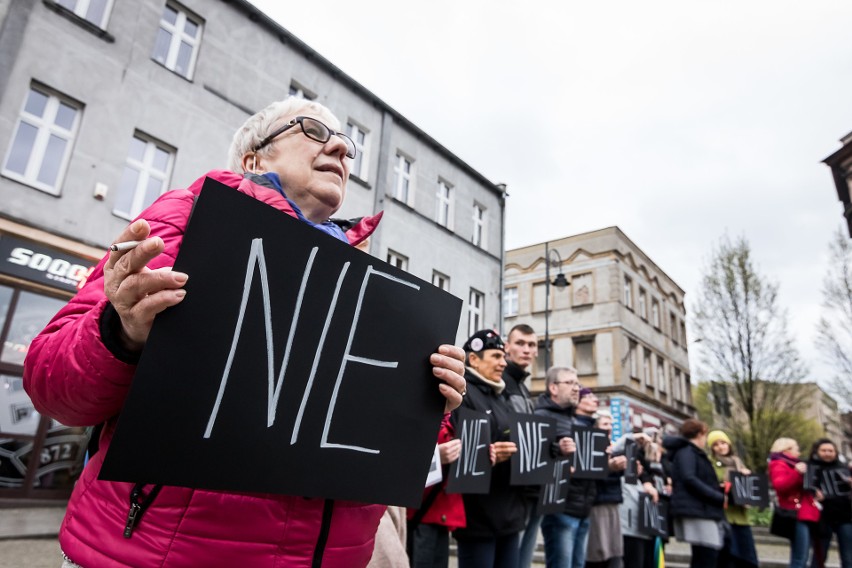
252 0 852 389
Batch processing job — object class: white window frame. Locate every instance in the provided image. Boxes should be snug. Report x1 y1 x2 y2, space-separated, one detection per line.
2 85 81 196
651 299 661 329
468 289 484 336
346 121 368 180
152 3 203 80
472 203 486 248
112 133 174 220
642 348 652 386
628 339 638 378
659 357 667 393
393 153 414 206
432 271 450 292
56 0 114 28
670 312 679 345
623 275 633 309
386 249 409 272
638 288 647 320
574 337 596 375
504 287 518 317
436 179 454 229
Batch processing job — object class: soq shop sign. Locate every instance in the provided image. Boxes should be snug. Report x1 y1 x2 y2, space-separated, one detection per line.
0 235 94 292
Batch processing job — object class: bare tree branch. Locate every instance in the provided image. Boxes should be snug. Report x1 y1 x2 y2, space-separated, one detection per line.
692 235 807 469
815 228 852 406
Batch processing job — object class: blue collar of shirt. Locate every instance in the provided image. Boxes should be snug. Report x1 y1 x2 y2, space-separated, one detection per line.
257 172 348 243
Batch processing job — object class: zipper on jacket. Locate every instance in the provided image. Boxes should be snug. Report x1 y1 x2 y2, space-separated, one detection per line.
124 483 163 538
311 499 334 568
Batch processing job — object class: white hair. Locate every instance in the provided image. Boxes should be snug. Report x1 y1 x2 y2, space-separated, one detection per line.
227 97 341 172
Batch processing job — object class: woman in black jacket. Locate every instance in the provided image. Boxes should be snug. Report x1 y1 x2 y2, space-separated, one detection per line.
808 438 852 568
451 329 527 568
662 419 725 568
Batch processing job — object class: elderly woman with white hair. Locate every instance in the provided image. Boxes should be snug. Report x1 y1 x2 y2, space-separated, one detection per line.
23 98 467 568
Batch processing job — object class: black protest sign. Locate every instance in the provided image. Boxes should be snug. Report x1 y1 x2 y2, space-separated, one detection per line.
814 466 851 499
624 438 638 484
99 178 462 508
638 494 669 538
537 457 573 515
803 464 820 493
571 426 610 479
510 414 556 485
446 407 492 494
728 472 769 508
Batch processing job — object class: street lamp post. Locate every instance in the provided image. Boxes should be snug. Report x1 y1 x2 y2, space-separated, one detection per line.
544 242 569 371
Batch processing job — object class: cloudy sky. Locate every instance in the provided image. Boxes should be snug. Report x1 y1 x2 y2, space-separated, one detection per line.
252 0 852 387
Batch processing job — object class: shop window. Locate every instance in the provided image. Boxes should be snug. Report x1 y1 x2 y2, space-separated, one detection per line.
1 290 66 366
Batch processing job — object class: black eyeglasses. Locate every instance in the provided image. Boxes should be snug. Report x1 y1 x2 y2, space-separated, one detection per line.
254 116 356 159
554 381 580 387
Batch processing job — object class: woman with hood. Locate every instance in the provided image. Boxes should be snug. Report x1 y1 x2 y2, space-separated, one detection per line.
807 438 851 568
767 437 821 568
707 430 758 568
662 419 725 568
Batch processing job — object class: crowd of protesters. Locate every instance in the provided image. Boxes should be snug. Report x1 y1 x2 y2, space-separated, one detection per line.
402 324 852 568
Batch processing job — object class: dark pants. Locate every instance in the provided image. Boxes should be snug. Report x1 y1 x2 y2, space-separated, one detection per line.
456 533 521 568
689 544 719 568
622 536 655 568
407 522 450 568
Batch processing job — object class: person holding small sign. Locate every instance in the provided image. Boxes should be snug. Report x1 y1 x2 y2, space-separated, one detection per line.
707 430 759 568
768 437 821 568
451 329 527 568
534 367 596 568
663 419 725 568
807 438 851 568
23 97 468 568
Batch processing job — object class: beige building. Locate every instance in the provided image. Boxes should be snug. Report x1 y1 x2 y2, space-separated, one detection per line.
504 227 694 438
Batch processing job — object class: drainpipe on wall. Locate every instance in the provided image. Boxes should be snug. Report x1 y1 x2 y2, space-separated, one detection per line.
496 183 507 335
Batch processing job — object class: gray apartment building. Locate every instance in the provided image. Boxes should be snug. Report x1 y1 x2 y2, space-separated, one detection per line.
0 0 505 502
505 227 694 438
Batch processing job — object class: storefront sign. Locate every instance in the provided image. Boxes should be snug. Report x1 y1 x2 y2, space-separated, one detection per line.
0 235 94 292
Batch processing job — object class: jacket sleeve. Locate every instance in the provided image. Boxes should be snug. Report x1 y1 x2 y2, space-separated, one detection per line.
23 191 194 426
676 448 724 506
769 460 803 495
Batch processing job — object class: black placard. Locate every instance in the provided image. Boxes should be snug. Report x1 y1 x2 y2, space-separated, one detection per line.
99 178 462 508
446 407 492 494
624 438 638 484
803 464 820 493
817 467 851 499
638 494 669 537
537 457 573 515
571 426 610 479
510 414 556 485
729 472 769 508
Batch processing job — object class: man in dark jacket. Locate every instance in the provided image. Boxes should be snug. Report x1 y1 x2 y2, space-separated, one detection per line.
505 324 540 568
535 366 597 568
502 324 537 414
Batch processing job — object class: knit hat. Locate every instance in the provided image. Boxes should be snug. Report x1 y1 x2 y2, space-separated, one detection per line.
707 430 731 448
462 329 505 353
578 387 593 400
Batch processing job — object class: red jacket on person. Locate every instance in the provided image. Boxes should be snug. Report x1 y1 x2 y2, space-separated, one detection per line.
407 414 466 531
768 452 820 523
24 170 385 568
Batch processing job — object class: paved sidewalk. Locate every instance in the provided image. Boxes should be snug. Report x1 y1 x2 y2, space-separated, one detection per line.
0 507 65 568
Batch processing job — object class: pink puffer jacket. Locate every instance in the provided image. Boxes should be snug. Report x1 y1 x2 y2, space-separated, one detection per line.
24 170 385 567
